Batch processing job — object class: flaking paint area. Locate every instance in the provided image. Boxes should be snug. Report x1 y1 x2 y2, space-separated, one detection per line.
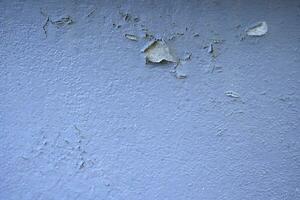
0 0 299 199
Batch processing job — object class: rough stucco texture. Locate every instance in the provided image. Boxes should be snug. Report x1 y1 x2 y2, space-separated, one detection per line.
0 0 300 199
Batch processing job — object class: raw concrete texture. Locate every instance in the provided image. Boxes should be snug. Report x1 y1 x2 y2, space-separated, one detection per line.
0 0 300 199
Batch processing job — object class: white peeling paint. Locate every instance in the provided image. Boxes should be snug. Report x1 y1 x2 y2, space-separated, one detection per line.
246 21 268 36
142 40 178 63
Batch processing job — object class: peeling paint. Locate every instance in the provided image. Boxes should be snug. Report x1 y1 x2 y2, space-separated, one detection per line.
246 21 268 36
142 40 178 64
225 91 240 98
1 1 299 200
125 33 139 41
51 16 74 27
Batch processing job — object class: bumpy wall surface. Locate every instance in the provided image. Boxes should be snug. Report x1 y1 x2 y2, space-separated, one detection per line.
0 0 299 199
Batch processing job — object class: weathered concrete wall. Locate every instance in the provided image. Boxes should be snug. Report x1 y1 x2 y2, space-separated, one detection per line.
0 0 299 199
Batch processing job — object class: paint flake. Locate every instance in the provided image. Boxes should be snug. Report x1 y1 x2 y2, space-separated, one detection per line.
170 61 187 79
125 34 138 41
225 91 240 98
208 43 213 54
87 9 96 18
246 21 268 36
170 68 187 79
175 71 187 79
51 16 74 27
143 32 155 40
142 40 177 63
183 52 192 61
42 17 50 37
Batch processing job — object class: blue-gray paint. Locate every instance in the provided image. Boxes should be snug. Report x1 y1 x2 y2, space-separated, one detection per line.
0 0 299 199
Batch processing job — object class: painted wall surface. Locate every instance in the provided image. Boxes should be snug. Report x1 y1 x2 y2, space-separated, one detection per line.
0 0 299 199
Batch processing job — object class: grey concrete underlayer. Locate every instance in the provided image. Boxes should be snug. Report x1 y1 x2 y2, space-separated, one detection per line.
0 0 299 199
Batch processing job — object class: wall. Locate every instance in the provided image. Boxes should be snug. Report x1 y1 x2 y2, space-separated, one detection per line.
0 0 299 199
